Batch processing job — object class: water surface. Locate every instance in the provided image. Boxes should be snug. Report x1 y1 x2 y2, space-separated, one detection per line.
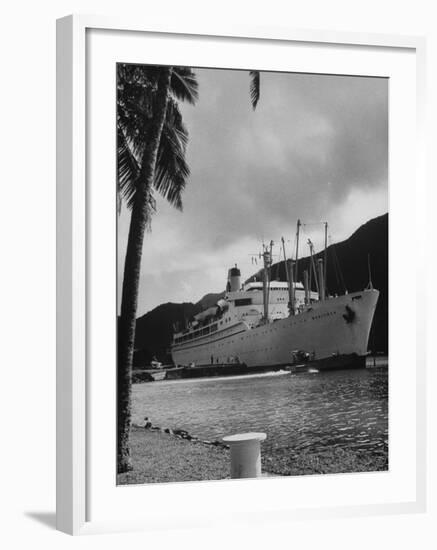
132 367 388 465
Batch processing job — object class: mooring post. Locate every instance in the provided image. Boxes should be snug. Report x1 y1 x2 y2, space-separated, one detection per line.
222 432 266 479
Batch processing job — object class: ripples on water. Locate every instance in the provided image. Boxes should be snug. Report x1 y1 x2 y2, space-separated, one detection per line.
132 367 388 464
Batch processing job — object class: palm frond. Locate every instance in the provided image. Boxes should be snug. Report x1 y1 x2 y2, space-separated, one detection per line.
249 70 260 110
170 67 199 105
117 126 156 224
117 63 196 213
118 63 160 89
153 98 190 210
117 127 140 210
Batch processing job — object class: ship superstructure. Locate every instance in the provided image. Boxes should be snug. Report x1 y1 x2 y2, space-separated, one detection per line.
171 222 379 370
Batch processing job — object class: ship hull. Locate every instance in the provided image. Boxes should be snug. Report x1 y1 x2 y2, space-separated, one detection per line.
171 289 379 369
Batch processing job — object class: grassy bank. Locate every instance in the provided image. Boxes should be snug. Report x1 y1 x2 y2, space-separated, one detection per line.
117 427 387 485
263 447 387 476
117 427 230 485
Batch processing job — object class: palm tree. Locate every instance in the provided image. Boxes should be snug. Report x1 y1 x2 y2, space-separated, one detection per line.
117 64 198 472
117 65 260 473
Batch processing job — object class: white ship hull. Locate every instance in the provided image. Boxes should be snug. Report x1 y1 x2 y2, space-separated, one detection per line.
171 289 379 368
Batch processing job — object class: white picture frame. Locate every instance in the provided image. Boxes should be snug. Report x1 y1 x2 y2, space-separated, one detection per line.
56 14 427 535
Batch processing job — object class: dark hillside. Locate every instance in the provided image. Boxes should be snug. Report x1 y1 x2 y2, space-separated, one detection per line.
133 293 223 366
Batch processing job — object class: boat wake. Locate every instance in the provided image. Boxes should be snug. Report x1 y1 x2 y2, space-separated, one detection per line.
155 369 290 386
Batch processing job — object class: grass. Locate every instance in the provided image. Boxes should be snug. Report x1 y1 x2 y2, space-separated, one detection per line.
263 447 387 476
117 427 230 485
117 427 388 485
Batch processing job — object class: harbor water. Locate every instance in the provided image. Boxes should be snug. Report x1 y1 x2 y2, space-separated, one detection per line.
132 365 388 471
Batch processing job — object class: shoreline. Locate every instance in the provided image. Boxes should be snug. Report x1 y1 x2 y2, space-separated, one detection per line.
132 356 388 384
117 424 388 485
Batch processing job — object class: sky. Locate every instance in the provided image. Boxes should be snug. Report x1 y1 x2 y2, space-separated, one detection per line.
117 68 388 316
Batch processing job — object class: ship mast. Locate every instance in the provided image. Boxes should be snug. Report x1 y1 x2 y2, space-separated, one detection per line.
262 243 273 323
294 219 301 287
281 236 294 315
308 239 319 295
304 270 310 305
318 258 325 300
308 245 312 295
267 240 273 312
323 222 328 296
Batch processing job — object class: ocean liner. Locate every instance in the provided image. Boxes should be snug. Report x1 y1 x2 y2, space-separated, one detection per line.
171 222 379 370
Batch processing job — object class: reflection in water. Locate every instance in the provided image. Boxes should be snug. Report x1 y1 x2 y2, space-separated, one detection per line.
132 367 388 464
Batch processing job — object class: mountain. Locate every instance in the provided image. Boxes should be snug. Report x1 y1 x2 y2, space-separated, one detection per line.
133 293 224 367
195 292 225 311
133 213 388 366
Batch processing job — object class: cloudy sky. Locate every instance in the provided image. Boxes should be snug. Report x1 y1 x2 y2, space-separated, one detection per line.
117 68 388 316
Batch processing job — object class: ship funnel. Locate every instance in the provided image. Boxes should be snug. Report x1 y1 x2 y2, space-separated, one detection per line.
227 265 241 292
317 259 325 301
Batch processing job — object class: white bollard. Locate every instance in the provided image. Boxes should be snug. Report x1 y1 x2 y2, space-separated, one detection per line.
222 432 266 479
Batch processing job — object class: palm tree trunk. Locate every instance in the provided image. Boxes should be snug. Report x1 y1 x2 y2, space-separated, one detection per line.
117 67 172 473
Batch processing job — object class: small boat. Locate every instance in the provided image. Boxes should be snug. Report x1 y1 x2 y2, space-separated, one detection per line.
148 370 166 381
142 359 167 381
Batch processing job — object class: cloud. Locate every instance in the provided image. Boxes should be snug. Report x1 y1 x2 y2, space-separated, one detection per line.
117 68 388 314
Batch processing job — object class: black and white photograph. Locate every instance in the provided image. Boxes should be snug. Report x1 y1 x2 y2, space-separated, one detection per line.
116 64 388 484
2 0 433 544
